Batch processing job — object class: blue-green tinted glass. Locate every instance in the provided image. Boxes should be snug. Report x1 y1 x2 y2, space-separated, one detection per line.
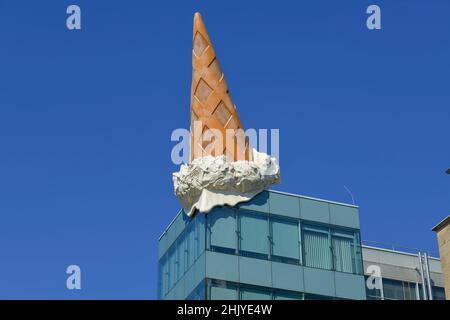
240 287 271 300
353 232 363 275
187 221 196 268
210 285 238 300
158 256 166 299
162 255 169 296
175 239 181 282
177 232 187 275
208 207 236 252
196 214 205 258
187 281 206 300
302 225 332 270
432 286 446 300
240 212 268 257
271 218 299 261
274 292 303 300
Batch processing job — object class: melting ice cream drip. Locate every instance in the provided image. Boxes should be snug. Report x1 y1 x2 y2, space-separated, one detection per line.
173 149 280 216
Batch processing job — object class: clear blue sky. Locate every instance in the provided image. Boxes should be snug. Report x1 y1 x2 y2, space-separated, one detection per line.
0 0 449 299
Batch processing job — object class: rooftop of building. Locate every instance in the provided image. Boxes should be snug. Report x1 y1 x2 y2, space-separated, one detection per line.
159 189 358 241
432 214 450 232
362 240 440 260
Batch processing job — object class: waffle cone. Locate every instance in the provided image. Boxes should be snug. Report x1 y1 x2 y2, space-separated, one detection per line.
190 12 249 162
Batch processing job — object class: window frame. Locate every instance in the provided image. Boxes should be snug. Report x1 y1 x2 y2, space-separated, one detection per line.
238 209 270 260
301 223 333 271
206 207 238 255
269 215 301 265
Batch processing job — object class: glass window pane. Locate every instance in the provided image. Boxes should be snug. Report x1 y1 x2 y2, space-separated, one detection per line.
240 212 268 257
208 207 236 253
187 222 196 268
271 218 299 262
210 286 238 300
302 225 332 270
383 279 404 300
332 231 354 273
432 286 446 300
178 232 187 276
158 256 167 298
240 287 271 300
304 294 333 300
403 281 417 300
163 255 169 296
168 246 176 290
175 240 181 282
274 292 303 300
187 280 206 300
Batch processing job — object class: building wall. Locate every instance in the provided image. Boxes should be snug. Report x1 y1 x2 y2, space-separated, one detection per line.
158 191 447 300
205 251 366 300
362 246 446 300
158 190 366 300
158 212 206 299
435 221 450 299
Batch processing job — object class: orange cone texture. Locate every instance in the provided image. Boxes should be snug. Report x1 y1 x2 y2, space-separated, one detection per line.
190 12 249 162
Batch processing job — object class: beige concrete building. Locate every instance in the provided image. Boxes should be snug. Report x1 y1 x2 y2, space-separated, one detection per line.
432 215 450 300
362 244 445 300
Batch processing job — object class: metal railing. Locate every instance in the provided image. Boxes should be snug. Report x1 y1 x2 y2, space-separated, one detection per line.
362 240 437 257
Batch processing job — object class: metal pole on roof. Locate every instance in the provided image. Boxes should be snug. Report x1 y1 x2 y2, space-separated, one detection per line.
424 252 433 300
418 252 428 300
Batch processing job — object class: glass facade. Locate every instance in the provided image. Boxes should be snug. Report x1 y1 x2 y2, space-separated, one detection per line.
206 207 363 275
159 191 446 301
158 190 365 300
208 207 236 254
186 281 206 300
158 213 205 298
303 224 332 270
432 286 446 300
271 217 300 264
239 211 269 259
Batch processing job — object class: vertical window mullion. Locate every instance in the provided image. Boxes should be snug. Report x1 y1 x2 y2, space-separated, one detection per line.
206 214 211 250
235 208 239 255
298 221 303 265
329 228 334 271
268 214 272 260
352 233 357 274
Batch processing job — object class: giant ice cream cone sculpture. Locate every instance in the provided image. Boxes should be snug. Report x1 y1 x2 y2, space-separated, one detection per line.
190 12 249 162
173 13 280 216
